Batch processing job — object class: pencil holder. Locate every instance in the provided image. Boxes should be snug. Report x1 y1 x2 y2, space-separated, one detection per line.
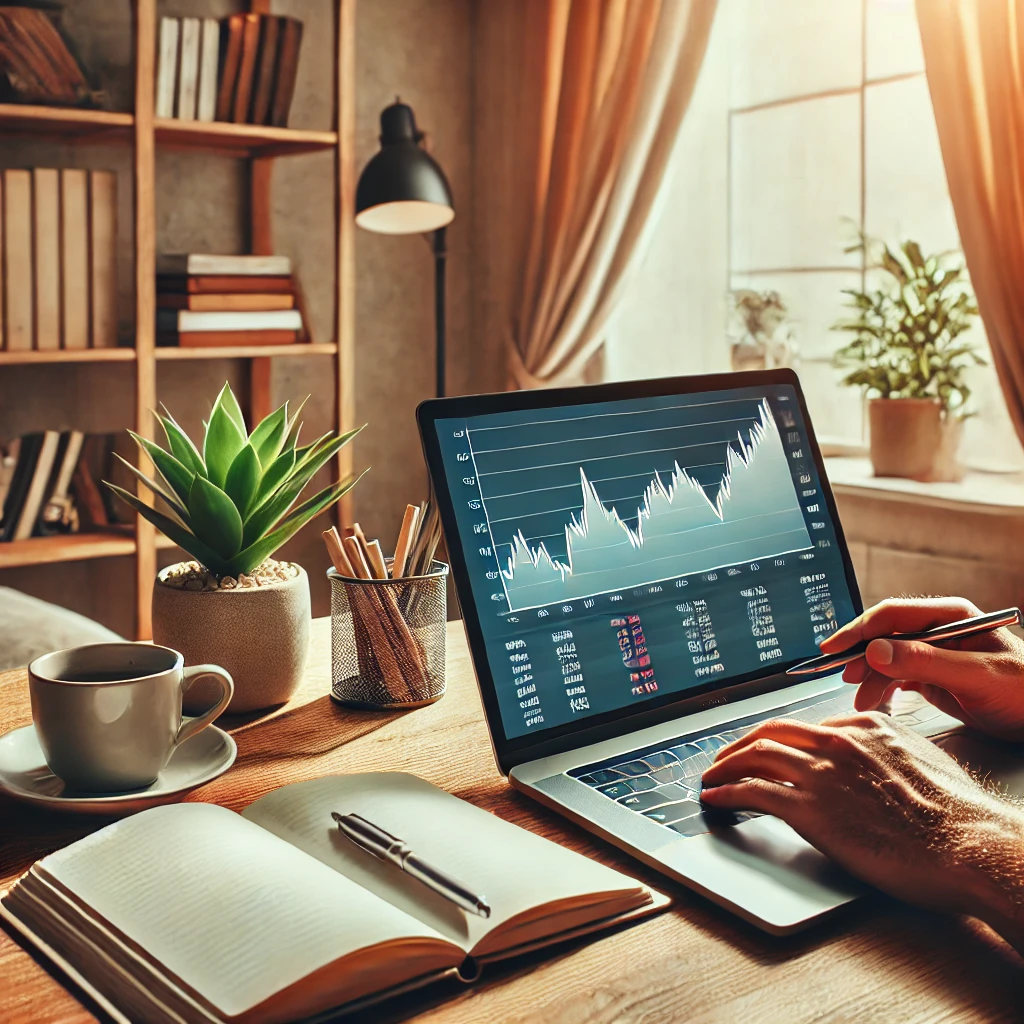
328 560 449 709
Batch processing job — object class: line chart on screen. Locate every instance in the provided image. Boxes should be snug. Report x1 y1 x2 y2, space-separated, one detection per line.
464 396 814 613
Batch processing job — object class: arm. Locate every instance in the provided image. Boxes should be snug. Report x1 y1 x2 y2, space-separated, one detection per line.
701 713 1024 955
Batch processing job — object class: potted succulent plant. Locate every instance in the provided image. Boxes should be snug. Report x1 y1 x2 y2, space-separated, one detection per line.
832 235 983 482
107 383 363 713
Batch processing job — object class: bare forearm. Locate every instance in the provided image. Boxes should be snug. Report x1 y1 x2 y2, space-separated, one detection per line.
958 809 1024 956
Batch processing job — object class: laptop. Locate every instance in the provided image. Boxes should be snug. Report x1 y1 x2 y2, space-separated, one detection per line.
417 369 960 934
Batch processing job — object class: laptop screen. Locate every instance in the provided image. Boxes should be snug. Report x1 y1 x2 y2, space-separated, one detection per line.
427 379 858 746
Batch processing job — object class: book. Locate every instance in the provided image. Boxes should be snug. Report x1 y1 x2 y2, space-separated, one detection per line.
39 430 84 534
32 167 60 351
70 437 109 529
157 309 302 333
155 16 179 119
0 8 97 108
0 437 19 517
248 15 280 125
176 16 200 120
232 13 262 124
158 329 298 348
0 173 4 349
196 18 219 123
89 171 117 348
269 17 303 128
156 253 291 276
157 273 293 294
60 168 89 350
157 292 295 312
11 429 59 541
0 773 665 1024
214 14 244 123
1 433 41 541
3 169 32 351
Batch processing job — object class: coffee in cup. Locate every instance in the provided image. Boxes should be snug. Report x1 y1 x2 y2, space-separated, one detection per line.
28 642 233 793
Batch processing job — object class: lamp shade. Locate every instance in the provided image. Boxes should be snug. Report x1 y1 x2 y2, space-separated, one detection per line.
355 102 454 235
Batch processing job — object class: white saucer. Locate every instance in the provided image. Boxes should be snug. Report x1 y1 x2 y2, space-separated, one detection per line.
0 723 237 816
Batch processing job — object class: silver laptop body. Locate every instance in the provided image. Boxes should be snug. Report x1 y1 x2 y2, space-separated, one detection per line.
418 370 960 934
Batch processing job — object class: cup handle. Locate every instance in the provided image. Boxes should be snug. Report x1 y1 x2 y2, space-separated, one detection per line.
175 665 234 746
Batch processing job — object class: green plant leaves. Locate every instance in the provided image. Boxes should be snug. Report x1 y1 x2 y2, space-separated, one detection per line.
217 382 247 437
282 396 308 452
230 473 364 576
188 475 244 558
104 483 230 575
128 430 194 504
159 408 205 475
107 381 366 578
223 444 261 517
831 233 982 413
204 391 247 487
249 402 288 467
111 453 189 522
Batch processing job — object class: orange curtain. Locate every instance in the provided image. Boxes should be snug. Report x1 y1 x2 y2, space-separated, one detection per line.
474 0 718 389
916 0 1024 446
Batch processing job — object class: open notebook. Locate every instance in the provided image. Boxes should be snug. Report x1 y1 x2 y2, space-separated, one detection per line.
0 772 668 1023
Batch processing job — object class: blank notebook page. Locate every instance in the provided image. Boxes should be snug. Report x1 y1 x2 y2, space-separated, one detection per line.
244 772 646 951
38 803 445 1019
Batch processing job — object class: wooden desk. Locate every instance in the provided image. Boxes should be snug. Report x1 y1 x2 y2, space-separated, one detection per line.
2 620 1021 1023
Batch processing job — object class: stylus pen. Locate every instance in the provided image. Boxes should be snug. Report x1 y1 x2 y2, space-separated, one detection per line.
786 607 1023 676
331 811 492 918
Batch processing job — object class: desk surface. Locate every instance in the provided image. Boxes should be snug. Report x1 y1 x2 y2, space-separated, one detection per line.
1 619 1021 1023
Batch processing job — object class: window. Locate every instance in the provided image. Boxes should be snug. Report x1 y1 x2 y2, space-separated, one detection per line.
606 0 1024 473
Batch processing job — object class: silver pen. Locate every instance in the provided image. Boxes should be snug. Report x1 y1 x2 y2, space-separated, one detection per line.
787 606 1023 676
331 811 491 918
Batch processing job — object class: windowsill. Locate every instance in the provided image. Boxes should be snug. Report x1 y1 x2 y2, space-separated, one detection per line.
824 457 1024 514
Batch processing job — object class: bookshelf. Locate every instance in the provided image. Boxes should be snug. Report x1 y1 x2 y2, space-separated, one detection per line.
0 0 357 639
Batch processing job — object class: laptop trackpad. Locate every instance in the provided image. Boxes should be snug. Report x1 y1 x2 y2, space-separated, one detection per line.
656 815 864 933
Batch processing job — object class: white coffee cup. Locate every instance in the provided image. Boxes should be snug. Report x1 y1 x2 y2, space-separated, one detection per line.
28 642 233 793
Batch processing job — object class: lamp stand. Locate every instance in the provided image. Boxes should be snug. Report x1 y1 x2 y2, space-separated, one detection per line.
434 227 447 398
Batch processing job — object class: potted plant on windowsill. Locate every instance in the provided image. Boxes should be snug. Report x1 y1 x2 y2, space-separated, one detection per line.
832 235 983 482
106 383 364 713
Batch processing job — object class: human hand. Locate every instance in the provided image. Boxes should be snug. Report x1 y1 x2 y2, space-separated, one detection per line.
701 712 1024 948
818 597 1024 742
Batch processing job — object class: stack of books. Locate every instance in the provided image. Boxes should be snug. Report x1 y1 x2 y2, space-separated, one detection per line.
0 168 117 352
0 433 132 542
156 254 302 348
156 14 303 127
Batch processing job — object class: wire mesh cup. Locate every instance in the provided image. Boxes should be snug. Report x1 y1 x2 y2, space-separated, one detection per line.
328 560 449 709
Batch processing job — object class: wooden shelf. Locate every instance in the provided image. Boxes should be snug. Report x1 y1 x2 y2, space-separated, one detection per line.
0 348 136 365
154 118 337 157
0 532 136 569
155 342 338 360
0 103 133 141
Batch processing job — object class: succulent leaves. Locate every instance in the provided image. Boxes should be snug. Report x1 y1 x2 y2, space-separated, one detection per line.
106 382 364 578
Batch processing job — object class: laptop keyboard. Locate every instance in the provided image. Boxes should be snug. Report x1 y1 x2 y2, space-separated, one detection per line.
570 687 948 840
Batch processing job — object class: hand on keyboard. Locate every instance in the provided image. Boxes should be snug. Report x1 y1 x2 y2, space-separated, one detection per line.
700 709 1024 956
820 597 1024 742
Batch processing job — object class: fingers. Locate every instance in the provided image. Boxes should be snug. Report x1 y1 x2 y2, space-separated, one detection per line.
713 718 836 762
699 778 801 817
864 637 998 698
702 737 816 788
818 596 981 654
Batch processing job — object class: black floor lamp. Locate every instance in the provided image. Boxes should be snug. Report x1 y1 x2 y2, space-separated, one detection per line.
355 101 455 397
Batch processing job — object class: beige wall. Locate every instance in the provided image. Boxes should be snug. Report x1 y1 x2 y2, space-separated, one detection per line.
0 0 483 635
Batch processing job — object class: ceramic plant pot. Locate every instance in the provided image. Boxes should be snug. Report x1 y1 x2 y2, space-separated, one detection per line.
868 398 964 483
152 562 311 714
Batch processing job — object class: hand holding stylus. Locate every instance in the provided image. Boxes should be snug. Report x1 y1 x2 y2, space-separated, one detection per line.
819 597 1024 741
